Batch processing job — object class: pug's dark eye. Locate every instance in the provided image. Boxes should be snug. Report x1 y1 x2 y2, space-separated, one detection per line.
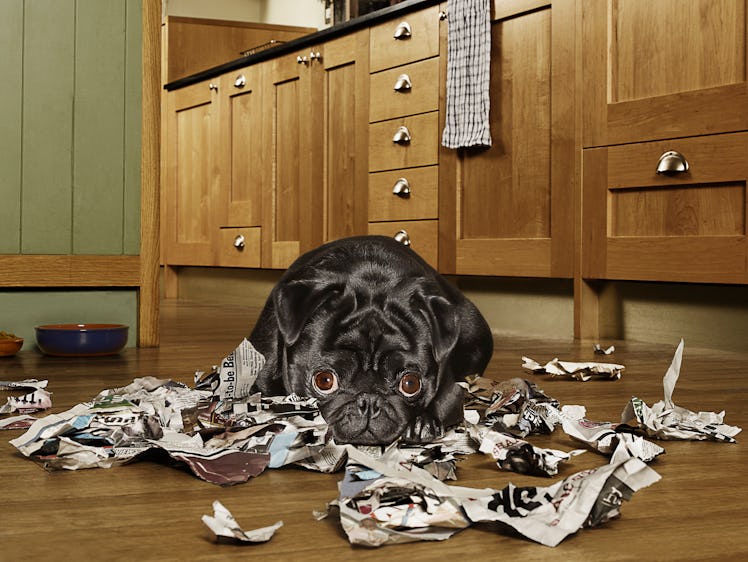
399 373 421 397
312 370 338 394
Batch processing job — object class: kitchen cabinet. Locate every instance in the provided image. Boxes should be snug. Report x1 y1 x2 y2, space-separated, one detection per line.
578 0 748 336
439 0 576 278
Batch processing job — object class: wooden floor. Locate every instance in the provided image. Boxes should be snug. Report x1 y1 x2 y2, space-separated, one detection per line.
1 299 746 561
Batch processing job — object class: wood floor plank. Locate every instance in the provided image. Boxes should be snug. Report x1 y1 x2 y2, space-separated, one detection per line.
1 299 746 561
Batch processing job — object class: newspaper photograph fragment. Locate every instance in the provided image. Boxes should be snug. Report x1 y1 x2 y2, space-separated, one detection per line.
478 429 585 476
461 376 561 437
202 500 282 543
332 447 660 548
522 356 624 381
621 340 742 442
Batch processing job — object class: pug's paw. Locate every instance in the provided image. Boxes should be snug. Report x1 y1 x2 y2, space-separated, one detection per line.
402 414 445 444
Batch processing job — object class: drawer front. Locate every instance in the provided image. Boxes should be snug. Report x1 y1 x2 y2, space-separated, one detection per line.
217 227 261 268
369 57 440 122
582 132 748 283
369 166 438 222
369 5 440 72
368 220 438 269
369 111 439 172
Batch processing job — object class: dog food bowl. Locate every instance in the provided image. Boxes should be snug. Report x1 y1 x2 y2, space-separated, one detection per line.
0 333 23 357
35 324 129 357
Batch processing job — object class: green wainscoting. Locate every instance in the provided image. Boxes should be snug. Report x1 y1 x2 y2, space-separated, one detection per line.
0 290 138 351
0 0 142 255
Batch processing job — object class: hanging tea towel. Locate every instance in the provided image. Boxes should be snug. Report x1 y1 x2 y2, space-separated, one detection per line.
441 0 492 149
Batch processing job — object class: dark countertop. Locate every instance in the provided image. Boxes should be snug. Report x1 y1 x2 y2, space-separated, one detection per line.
164 0 441 91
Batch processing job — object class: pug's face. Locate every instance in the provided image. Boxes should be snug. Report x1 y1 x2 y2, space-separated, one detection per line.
274 278 461 445
284 307 441 444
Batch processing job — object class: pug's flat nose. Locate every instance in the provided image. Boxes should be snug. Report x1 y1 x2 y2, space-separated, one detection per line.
356 396 380 418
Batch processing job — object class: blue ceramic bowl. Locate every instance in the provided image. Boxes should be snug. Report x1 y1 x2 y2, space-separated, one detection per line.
35 324 129 357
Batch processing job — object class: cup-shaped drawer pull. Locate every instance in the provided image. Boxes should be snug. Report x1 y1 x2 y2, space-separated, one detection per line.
393 21 412 39
392 177 411 198
392 125 411 144
394 229 411 246
393 74 412 92
234 74 246 88
233 234 245 250
656 150 689 175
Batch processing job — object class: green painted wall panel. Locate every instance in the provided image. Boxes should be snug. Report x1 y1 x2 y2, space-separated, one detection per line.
124 0 143 255
0 289 138 351
22 0 76 254
73 0 127 254
0 1 23 254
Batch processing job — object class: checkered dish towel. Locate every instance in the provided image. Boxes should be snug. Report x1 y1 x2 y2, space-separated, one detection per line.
441 0 492 149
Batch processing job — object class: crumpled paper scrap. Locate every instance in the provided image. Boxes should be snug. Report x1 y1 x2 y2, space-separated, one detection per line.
0 414 38 430
0 388 52 414
202 500 282 543
478 428 585 476
621 340 742 442
523 356 624 381
555 405 664 463
330 446 660 548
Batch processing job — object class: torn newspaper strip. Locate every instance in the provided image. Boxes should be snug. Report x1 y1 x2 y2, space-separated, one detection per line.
621 340 742 442
202 500 282 543
478 428 585 476
522 356 625 381
333 446 660 548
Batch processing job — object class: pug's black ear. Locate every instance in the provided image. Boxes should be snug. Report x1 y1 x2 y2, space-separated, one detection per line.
273 279 331 346
419 295 459 363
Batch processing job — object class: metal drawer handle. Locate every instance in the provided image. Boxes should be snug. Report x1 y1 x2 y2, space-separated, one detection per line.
656 150 689 175
393 74 412 92
309 51 322 61
392 177 411 198
234 74 246 88
393 21 412 39
233 235 245 250
209 82 218 91
392 125 411 144
297 55 308 65
394 229 411 246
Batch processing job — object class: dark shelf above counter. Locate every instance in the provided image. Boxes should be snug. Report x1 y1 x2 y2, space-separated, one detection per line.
164 0 440 91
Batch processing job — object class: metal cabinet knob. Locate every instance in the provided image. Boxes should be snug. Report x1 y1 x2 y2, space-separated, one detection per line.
394 21 412 39
297 55 308 64
309 51 322 61
233 235 245 250
393 74 412 92
209 82 218 91
234 75 246 88
392 125 411 144
656 151 689 175
439 11 448 20
392 178 411 198
394 230 411 246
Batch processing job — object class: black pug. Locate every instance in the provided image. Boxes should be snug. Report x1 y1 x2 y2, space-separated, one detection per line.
249 235 493 445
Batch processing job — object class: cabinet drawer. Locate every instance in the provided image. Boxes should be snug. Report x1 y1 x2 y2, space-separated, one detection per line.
369 166 438 221
369 112 439 172
370 5 440 72
368 220 438 269
217 227 261 268
369 57 439 122
583 132 748 283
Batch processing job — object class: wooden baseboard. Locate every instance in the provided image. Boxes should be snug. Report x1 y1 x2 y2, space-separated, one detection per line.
0 255 141 287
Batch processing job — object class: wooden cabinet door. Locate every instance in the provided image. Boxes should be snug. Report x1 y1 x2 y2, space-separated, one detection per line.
219 65 266 229
582 0 748 147
263 48 323 268
163 79 220 266
321 31 369 243
440 1 575 277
